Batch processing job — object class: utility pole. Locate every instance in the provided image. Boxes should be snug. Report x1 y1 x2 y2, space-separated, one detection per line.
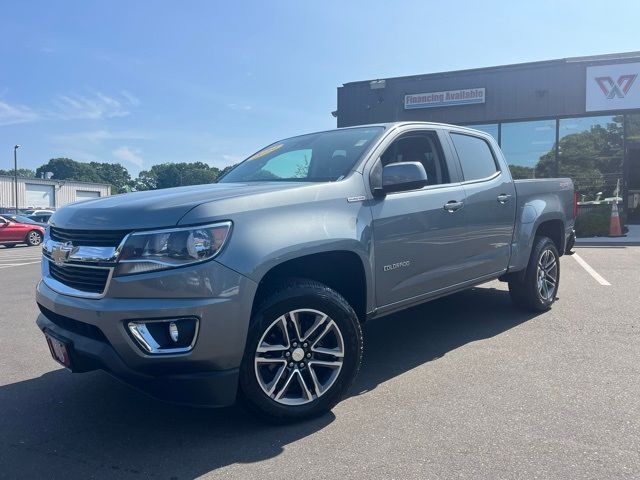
13 145 20 213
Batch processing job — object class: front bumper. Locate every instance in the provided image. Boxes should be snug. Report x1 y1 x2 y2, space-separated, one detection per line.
35 259 258 407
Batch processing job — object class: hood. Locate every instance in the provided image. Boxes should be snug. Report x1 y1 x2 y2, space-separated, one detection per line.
50 182 303 230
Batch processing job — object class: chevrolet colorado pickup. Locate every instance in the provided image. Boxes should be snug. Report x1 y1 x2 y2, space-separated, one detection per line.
36 122 575 421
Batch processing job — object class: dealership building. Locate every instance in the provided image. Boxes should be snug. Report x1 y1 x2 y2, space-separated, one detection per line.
337 51 640 224
0 175 111 212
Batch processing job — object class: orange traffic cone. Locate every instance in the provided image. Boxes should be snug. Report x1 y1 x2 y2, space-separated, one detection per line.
609 202 623 237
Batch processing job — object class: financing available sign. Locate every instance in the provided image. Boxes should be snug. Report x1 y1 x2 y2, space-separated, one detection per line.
404 87 485 110
586 62 640 112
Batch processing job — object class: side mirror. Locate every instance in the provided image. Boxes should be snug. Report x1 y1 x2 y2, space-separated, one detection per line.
381 162 428 194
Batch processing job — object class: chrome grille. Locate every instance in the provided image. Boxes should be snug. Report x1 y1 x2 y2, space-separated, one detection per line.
49 263 111 294
50 227 130 247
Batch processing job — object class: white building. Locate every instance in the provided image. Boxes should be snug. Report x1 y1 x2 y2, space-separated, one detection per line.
0 175 111 211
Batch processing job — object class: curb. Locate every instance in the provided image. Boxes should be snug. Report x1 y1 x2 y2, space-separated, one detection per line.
575 239 640 247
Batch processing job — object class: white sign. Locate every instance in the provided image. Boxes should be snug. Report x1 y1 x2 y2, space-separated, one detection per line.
586 62 640 112
404 88 485 110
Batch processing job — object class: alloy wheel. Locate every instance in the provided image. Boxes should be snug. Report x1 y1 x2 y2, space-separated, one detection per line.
536 249 557 301
254 309 345 406
29 231 42 246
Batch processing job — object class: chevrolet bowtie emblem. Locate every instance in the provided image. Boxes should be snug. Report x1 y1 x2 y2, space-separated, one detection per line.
50 241 75 266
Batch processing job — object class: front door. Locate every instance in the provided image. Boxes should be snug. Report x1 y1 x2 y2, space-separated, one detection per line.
370 130 468 307
0 218 23 242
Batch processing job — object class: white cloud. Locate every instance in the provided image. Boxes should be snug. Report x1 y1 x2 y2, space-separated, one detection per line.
50 129 151 144
120 90 140 107
0 90 140 125
227 103 252 111
0 101 40 126
52 91 139 120
113 146 144 167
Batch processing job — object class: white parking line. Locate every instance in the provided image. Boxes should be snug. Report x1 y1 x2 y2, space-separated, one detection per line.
0 255 42 260
572 253 611 286
0 261 41 269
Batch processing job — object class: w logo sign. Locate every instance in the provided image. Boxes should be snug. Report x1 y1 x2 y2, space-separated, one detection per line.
595 74 637 99
587 63 640 112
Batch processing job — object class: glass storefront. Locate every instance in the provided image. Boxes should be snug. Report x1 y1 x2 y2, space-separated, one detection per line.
626 114 640 223
558 115 624 203
463 112 640 225
500 120 556 179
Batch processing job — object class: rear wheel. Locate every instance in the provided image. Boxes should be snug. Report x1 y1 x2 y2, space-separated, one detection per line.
26 230 43 246
239 279 362 422
509 236 560 311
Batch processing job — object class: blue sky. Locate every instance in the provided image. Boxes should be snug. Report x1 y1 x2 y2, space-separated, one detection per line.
1 0 639 176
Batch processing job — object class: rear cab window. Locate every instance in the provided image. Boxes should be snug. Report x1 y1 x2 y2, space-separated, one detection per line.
450 132 499 182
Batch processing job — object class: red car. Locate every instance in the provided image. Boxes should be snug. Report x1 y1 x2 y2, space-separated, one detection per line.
0 215 45 247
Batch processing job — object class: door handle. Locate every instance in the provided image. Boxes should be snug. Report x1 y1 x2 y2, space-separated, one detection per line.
497 194 512 204
443 200 464 212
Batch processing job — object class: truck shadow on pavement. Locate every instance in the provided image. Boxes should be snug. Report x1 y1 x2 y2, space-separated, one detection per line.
0 285 541 479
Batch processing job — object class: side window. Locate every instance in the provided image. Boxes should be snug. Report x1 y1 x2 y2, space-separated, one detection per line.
450 133 498 181
380 132 449 185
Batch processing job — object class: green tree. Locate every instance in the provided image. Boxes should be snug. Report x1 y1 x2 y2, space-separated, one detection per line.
35 158 134 194
35 158 102 183
537 120 624 199
134 162 221 191
89 162 132 194
0 168 36 177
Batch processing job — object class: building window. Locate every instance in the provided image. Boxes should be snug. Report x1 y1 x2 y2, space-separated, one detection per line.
500 120 556 179
558 115 623 203
624 114 640 223
466 124 499 142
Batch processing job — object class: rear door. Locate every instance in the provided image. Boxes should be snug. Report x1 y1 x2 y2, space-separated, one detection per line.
370 128 469 307
447 131 516 279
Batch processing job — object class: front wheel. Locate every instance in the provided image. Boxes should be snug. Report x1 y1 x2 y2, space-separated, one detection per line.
26 230 43 246
509 236 560 312
239 279 363 422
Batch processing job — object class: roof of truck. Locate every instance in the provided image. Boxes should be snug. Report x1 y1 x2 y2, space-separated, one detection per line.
338 121 485 133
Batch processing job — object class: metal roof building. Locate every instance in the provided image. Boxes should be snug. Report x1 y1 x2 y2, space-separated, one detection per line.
0 175 111 212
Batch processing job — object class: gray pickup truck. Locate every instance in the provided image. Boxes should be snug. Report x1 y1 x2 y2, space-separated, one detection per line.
36 122 575 421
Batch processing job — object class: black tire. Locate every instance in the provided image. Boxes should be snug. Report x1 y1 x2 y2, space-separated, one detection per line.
4 244 16 248
239 278 363 423
509 236 560 312
26 230 43 246
565 230 575 254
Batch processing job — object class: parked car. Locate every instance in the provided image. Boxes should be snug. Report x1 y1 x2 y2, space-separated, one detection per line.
22 209 54 224
36 122 575 421
6 214 48 228
0 215 45 247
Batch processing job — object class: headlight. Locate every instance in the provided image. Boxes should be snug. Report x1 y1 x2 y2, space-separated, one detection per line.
115 222 232 276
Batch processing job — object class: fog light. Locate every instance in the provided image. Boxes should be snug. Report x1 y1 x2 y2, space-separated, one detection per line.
169 322 179 343
127 317 198 354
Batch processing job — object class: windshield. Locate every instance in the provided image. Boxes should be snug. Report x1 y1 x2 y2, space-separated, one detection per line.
10 215 39 225
219 127 384 183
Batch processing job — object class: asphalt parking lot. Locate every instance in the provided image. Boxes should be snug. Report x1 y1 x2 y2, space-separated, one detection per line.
0 244 638 479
